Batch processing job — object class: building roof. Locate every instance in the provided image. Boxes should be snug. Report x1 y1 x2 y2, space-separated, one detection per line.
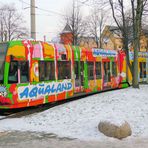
61 24 72 34
142 29 148 36
108 26 119 31
107 25 148 38
142 25 148 35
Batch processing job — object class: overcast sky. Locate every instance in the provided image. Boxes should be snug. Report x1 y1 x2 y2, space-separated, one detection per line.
0 0 90 41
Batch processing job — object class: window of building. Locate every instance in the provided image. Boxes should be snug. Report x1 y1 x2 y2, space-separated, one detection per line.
39 61 55 81
8 61 18 83
140 62 146 78
58 61 71 80
20 61 29 83
88 62 94 80
96 62 102 79
112 62 117 77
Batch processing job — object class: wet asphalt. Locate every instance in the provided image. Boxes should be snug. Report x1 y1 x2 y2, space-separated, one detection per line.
0 131 148 148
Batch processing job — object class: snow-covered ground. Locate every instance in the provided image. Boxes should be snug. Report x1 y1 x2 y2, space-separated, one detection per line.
0 85 147 140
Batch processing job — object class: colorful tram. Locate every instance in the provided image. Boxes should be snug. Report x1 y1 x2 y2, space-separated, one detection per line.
0 40 147 109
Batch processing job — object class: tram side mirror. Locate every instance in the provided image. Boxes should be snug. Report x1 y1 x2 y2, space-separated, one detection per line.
61 54 66 60
10 55 15 61
18 62 21 69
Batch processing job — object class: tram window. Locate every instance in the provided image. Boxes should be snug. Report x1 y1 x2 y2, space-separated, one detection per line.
96 62 101 79
104 62 111 82
140 62 146 78
88 62 94 80
8 61 18 83
20 61 29 83
39 61 45 81
74 61 79 79
39 61 55 81
112 62 117 77
58 61 71 80
46 61 55 80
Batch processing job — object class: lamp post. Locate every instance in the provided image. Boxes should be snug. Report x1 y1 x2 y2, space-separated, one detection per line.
31 0 36 39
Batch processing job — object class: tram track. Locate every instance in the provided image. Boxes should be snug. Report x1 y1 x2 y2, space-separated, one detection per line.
0 86 129 121
0 103 61 121
0 98 75 121
0 91 96 120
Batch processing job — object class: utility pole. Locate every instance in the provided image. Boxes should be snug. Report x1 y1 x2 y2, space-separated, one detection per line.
43 35 46 42
31 0 36 39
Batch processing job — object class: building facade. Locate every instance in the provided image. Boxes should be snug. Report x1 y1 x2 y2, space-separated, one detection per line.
100 25 148 52
60 24 98 48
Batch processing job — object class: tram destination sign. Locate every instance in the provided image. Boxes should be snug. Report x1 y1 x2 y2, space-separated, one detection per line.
92 48 117 57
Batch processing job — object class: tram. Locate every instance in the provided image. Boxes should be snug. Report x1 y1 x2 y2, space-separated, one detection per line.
0 40 147 109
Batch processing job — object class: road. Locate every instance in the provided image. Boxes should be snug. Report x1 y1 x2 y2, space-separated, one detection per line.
0 131 148 148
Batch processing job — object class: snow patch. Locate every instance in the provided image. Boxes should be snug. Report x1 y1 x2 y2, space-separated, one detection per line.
0 85 147 140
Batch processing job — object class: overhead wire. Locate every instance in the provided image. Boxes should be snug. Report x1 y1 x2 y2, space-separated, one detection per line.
77 0 94 7
77 0 110 10
18 0 66 17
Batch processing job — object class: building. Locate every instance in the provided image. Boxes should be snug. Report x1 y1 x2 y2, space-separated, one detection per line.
78 36 98 48
60 24 98 48
60 24 73 45
139 28 148 52
100 25 148 52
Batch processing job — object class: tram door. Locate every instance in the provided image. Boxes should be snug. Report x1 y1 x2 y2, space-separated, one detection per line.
74 61 84 93
103 62 111 87
80 61 84 86
139 62 146 82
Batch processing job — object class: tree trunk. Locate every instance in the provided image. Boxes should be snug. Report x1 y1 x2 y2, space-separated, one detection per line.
133 39 139 88
124 39 133 77
124 46 133 83
132 0 143 88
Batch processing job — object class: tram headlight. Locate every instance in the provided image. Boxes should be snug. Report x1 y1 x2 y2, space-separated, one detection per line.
0 92 7 97
0 86 7 97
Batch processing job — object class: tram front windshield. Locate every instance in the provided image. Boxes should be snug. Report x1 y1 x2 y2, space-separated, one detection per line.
0 43 8 84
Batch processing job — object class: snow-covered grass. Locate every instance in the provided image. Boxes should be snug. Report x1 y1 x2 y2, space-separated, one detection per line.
0 85 147 140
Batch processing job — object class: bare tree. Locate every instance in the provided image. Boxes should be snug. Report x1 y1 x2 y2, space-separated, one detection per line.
131 0 147 87
86 7 108 48
64 0 85 45
109 0 147 88
0 4 29 42
109 0 132 71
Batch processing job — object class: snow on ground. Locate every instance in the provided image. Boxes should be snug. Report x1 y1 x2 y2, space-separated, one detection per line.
0 85 147 140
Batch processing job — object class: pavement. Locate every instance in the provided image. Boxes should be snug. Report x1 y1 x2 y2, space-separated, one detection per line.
0 131 148 148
